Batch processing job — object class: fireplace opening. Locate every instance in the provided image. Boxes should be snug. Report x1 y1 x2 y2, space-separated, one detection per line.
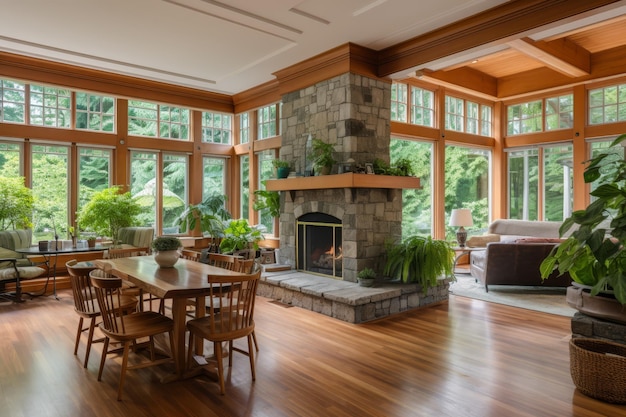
296 213 342 279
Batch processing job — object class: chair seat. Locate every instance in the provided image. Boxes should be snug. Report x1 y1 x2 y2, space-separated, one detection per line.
187 315 254 343
99 311 174 342
76 294 138 317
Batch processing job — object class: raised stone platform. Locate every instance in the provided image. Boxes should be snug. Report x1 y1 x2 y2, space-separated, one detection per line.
257 268 451 324
571 312 626 345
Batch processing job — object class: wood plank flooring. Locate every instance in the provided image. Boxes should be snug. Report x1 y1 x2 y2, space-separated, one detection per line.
1 290 625 417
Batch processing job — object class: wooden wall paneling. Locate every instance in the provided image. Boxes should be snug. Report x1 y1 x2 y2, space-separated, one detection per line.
572 84 588 212
114 99 129 190
492 101 506 220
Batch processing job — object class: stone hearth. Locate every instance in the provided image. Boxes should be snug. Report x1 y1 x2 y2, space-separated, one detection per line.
258 268 451 324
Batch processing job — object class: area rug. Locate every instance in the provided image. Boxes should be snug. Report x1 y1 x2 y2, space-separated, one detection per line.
449 273 575 317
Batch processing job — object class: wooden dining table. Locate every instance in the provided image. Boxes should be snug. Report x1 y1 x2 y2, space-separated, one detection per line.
94 255 240 379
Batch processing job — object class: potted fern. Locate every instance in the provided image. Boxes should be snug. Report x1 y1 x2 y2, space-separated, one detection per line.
357 267 377 287
383 236 454 288
311 139 336 175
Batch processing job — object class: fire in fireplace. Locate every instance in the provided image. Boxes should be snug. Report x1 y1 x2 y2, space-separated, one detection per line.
296 213 342 279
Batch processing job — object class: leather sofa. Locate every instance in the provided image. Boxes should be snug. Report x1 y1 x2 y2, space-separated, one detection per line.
468 219 572 292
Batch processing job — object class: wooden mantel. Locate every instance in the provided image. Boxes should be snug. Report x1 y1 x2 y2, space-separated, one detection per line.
265 173 420 192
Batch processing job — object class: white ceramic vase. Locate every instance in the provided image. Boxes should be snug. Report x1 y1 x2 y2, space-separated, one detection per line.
154 250 180 268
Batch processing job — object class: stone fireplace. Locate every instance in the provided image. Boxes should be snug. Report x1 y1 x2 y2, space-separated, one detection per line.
266 72 419 283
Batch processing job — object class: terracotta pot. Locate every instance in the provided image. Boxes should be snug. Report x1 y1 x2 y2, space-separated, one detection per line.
566 284 626 324
154 250 180 268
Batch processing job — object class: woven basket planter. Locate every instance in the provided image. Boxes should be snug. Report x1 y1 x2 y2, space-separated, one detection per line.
570 338 626 403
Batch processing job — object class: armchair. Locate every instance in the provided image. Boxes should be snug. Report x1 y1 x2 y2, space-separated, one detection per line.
0 229 46 302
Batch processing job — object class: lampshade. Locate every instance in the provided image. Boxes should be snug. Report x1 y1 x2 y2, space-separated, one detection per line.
449 209 473 227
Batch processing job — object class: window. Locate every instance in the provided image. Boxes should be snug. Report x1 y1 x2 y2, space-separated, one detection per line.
31 144 69 242
0 79 26 123
410 86 434 127
239 113 250 144
258 104 277 139
128 100 190 139
162 154 187 234
201 111 232 144
507 94 573 135
130 151 157 228
391 83 408 122
445 145 491 239
445 96 464 132
30 84 71 128
546 94 573 130
0 141 22 176
76 92 115 132
508 149 539 220
507 144 573 221
589 83 626 125
391 138 433 238
257 150 275 234
202 157 226 201
240 155 250 220
78 147 111 210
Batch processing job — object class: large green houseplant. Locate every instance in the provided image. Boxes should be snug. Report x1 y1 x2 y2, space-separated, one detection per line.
540 133 626 305
176 193 231 251
219 218 264 257
76 186 144 246
0 176 35 230
383 235 454 288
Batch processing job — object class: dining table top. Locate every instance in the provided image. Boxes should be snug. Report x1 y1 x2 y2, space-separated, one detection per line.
94 255 241 299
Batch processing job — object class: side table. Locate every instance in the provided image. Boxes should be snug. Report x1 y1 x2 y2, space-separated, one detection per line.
450 246 484 279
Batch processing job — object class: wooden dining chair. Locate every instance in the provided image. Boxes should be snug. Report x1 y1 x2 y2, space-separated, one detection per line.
181 249 200 262
207 253 241 271
66 260 138 368
235 257 259 351
186 268 261 395
89 270 177 401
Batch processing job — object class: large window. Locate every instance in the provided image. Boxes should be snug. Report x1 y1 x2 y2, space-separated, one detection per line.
161 154 187 234
202 156 227 201
507 144 573 221
201 112 232 144
391 138 433 238
257 150 275 233
445 145 490 239
128 100 190 139
0 141 22 176
31 144 69 242
130 151 157 228
239 113 250 144
588 83 626 125
78 147 111 210
75 92 115 132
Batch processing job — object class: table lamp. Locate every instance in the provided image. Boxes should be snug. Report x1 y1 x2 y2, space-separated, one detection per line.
449 208 473 247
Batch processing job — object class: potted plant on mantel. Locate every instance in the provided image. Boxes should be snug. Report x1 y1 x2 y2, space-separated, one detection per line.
273 159 291 179
151 236 182 268
311 138 336 175
540 133 626 323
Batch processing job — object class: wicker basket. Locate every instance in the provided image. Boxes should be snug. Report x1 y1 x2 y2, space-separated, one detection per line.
570 338 626 403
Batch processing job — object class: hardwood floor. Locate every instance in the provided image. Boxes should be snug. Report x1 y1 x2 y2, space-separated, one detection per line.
1 290 625 417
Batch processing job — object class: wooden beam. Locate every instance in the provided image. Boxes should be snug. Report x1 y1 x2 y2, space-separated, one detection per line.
507 37 590 77
414 67 498 99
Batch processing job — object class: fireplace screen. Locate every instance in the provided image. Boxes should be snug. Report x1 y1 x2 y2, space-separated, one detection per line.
296 213 342 279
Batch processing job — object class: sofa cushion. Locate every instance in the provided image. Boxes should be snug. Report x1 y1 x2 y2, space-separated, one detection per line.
0 265 45 280
466 234 500 247
487 219 563 238
118 227 154 249
514 237 565 244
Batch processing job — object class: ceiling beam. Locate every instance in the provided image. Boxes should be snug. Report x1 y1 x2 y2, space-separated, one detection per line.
414 67 498 100
507 37 590 77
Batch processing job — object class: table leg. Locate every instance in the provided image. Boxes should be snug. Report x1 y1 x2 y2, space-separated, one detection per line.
194 296 206 355
170 297 187 378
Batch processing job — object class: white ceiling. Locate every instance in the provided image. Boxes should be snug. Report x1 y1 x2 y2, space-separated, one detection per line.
0 0 509 95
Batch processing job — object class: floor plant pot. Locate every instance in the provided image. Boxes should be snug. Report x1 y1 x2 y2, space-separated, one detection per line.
566 284 626 324
570 337 626 403
154 250 180 268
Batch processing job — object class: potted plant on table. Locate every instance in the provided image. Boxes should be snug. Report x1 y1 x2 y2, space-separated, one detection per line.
151 236 182 268
540 133 626 323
